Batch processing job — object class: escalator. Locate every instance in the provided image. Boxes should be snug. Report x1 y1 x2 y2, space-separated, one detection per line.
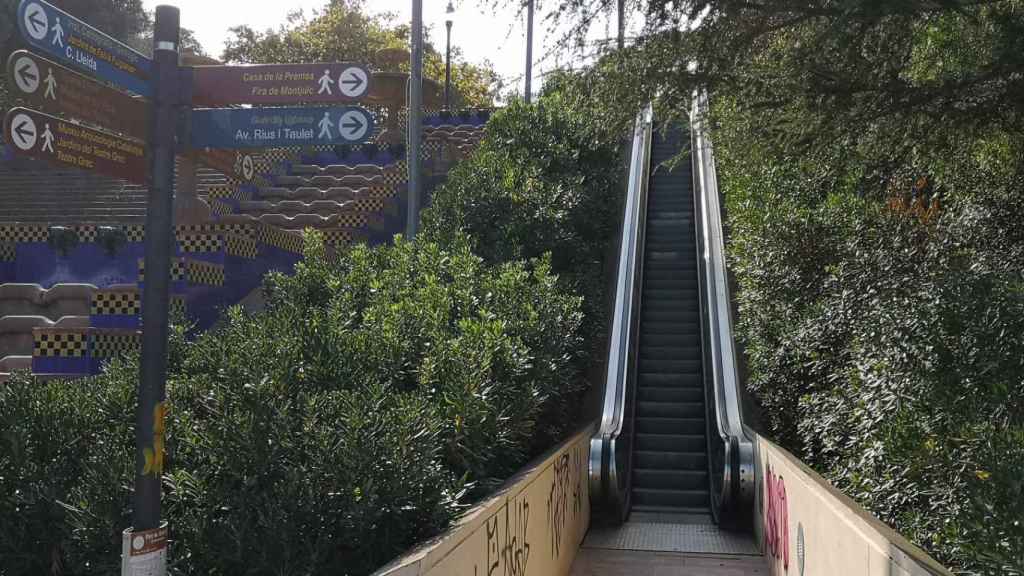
630 126 711 519
588 101 755 537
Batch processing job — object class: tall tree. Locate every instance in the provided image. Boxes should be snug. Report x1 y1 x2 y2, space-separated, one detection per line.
221 0 499 108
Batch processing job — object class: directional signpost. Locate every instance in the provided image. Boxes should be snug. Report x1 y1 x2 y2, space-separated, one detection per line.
16 0 152 97
7 50 148 140
187 62 371 106
190 106 374 149
3 107 147 183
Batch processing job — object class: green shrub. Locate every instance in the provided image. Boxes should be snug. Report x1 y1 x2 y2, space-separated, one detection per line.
713 90 1024 574
0 236 585 575
421 96 624 346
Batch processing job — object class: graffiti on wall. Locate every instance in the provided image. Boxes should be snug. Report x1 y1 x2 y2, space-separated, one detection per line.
481 497 531 576
546 441 584 559
764 462 789 570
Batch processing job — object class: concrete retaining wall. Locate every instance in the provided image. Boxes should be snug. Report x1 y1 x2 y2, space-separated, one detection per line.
374 423 595 576
752 433 952 576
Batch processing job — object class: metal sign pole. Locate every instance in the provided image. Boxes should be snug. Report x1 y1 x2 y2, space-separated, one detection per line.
407 0 423 240
125 6 178 574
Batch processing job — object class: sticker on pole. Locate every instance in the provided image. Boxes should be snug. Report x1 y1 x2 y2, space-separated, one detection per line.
241 153 255 181
121 523 167 576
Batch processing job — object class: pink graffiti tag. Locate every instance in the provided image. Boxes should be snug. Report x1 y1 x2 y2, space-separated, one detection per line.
764 464 789 570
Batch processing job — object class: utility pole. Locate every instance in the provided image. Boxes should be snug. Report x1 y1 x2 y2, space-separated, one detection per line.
617 0 625 50
407 0 423 239
525 0 533 103
125 4 177 575
445 1 454 110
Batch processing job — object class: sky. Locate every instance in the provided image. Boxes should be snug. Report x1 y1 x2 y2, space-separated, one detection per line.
141 0 636 96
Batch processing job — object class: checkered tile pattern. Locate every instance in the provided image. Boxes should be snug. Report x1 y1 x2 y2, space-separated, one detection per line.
208 185 234 200
170 296 187 319
186 260 225 286
123 225 145 242
352 198 384 212
177 233 224 253
75 225 98 243
383 170 405 187
0 242 14 262
365 186 397 199
335 213 368 228
258 224 304 254
322 229 352 245
33 329 87 358
225 234 258 259
90 331 141 358
0 225 49 242
220 223 257 240
138 258 186 283
91 290 141 315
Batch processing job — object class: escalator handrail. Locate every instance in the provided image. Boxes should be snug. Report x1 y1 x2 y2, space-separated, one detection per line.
589 103 654 517
691 91 756 525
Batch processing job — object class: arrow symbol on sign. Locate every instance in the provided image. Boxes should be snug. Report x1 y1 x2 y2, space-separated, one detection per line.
14 119 36 145
342 116 365 133
341 74 364 90
27 8 46 34
17 63 38 85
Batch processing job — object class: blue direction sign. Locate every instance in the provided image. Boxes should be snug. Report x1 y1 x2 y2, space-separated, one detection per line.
17 0 152 97
190 107 375 149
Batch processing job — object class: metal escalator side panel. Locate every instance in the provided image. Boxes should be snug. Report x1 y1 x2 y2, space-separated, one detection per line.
589 104 653 523
690 92 756 530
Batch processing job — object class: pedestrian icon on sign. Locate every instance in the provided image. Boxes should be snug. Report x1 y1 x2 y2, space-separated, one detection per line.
318 112 333 139
41 123 55 153
317 69 334 95
51 17 64 47
44 68 57 100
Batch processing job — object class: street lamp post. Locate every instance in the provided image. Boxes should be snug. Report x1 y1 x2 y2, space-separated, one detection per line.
445 1 454 110
525 0 533 103
407 0 423 239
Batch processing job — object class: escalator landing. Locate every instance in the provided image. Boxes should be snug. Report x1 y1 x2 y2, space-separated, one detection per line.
571 517 763 575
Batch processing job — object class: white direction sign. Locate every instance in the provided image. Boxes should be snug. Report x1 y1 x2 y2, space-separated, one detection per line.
12 54 40 94
9 112 38 150
241 154 255 181
338 109 370 141
339 66 369 99
22 1 48 41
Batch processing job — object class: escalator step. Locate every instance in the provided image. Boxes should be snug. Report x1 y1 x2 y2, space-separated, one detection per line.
635 450 708 470
639 346 701 360
644 289 698 300
642 299 697 311
631 487 709 509
638 372 702 387
643 277 697 290
642 309 699 323
633 469 709 490
646 259 697 271
637 401 704 418
638 358 701 373
637 386 704 403
636 417 705 435
636 433 706 452
641 333 700 347
641 321 699 335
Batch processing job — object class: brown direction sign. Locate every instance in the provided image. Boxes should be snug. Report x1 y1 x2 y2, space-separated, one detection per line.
4 107 147 184
6 50 148 140
188 62 371 106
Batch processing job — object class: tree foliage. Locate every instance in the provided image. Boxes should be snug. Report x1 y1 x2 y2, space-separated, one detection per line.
532 0 1024 572
0 235 586 575
221 0 499 108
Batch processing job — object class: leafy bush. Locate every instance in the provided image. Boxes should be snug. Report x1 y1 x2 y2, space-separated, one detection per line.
713 89 1024 574
420 95 624 345
0 236 585 575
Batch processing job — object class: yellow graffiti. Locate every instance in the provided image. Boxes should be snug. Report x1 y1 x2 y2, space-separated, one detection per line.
142 402 167 477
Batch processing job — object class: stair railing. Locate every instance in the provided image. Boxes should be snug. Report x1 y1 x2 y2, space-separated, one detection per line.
690 91 756 528
589 103 653 522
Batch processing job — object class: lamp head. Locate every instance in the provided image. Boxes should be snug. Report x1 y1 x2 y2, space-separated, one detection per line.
446 1 455 26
